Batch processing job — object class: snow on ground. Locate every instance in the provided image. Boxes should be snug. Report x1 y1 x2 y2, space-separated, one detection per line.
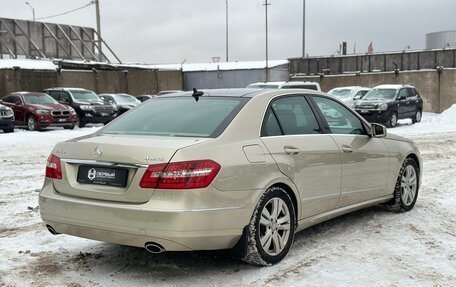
0 110 455 286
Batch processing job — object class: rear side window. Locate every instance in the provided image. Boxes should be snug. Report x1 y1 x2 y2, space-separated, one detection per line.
102 97 247 138
313 96 366 135
262 96 321 136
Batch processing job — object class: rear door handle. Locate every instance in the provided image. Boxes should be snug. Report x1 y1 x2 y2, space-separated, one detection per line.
342 145 353 153
284 146 300 155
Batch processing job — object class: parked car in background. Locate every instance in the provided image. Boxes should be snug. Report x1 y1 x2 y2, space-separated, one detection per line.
280 81 321 91
246 82 286 89
355 85 423 128
0 101 14 133
99 93 141 115
44 88 117 128
136 95 153 102
2 92 76 131
328 86 371 108
40 89 421 266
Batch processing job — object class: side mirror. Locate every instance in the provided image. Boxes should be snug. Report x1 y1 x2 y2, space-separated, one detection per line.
354 95 362 100
15 100 23 106
397 95 406 101
371 123 387 138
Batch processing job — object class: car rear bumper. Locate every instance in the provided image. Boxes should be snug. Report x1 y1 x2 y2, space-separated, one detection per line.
356 110 390 124
39 180 257 251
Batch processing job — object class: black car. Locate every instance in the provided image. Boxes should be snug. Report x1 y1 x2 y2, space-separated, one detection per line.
44 88 117 128
355 85 423 128
0 101 14 133
99 93 141 115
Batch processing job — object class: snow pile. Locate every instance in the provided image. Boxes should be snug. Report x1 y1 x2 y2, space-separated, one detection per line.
393 104 456 135
0 59 57 71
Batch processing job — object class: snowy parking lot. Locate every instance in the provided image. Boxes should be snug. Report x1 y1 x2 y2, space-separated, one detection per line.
1 107 455 286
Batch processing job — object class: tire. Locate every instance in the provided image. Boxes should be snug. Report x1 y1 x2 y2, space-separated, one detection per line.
76 116 85 128
27 115 38 131
3 128 14 133
384 157 419 212
386 111 398 128
412 109 422 124
64 124 75 130
242 186 296 266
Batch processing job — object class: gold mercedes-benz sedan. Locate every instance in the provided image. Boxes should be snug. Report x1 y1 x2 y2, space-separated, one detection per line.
39 89 422 265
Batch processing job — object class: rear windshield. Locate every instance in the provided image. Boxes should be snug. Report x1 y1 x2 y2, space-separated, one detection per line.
114 94 141 105
101 97 248 138
24 94 57 104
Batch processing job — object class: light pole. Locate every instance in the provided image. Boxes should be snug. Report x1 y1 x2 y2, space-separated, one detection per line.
302 0 305 57
264 0 271 82
94 0 103 61
25 2 35 21
225 0 229 62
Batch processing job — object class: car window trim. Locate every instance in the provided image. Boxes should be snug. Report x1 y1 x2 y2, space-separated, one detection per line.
260 94 326 138
307 94 371 136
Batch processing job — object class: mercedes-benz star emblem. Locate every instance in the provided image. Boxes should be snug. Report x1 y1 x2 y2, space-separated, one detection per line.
93 146 103 158
88 168 97 180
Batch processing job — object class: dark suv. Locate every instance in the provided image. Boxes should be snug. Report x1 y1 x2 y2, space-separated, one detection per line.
0 102 14 133
44 88 116 128
355 84 423 128
2 92 76 131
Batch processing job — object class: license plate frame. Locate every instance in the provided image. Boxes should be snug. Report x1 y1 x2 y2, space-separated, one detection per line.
77 166 128 187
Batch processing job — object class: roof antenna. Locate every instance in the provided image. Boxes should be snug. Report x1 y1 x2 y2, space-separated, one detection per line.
192 88 204 102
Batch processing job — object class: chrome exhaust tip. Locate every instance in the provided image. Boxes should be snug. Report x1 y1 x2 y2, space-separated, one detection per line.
144 242 165 254
46 225 59 235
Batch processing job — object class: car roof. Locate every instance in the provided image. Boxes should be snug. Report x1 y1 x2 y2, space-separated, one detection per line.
158 89 265 98
44 87 91 91
281 81 319 85
12 92 49 96
373 84 414 89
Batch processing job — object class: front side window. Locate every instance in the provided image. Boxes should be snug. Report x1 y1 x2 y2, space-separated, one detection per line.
398 89 407 99
313 96 366 135
263 96 321 136
3 95 20 104
101 97 247 138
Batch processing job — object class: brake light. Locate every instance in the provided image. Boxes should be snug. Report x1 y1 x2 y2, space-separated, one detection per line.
140 160 221 189
45 154 62 179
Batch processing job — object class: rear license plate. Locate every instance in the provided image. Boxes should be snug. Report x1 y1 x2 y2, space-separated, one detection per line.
77 166 128 187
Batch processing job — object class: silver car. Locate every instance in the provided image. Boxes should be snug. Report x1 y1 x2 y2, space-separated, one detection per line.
40 89 421 265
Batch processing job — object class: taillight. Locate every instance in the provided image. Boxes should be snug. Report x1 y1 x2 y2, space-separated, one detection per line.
140 160 221 189
45 154 62 179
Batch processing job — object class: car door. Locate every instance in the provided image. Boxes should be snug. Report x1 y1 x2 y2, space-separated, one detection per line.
406 88 419 115
260 95 342 219
396 88 408 118
310 96 390 207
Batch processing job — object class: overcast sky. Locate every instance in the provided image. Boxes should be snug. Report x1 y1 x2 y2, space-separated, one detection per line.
1 0 455 64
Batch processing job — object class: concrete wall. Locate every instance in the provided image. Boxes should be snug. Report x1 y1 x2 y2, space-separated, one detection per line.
183 65 289 90
0 68 183 97
290 49 456 75
290 69 456 113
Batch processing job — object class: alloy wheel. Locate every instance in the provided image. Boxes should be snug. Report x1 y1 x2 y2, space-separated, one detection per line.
27 116 36 131
391 113 397 127
259 197 291 256
401 165 417 206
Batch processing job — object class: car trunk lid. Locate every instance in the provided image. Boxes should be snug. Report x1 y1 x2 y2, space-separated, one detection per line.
53 134 211 203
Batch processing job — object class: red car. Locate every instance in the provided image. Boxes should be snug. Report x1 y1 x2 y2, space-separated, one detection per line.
1 92 77 131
